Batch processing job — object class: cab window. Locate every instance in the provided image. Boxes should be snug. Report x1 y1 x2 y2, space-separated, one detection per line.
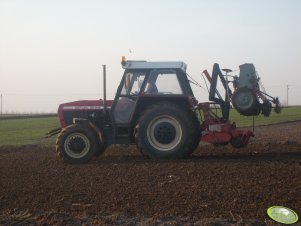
144 70 183 94
121 72 146 95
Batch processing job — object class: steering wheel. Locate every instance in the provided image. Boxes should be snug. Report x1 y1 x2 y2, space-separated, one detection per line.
146 84 158 94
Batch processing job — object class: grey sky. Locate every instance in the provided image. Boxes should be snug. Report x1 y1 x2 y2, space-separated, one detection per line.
0 0 300 113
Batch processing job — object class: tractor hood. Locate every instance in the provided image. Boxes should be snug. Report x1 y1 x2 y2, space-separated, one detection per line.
57 99 113 127
58 100 113 111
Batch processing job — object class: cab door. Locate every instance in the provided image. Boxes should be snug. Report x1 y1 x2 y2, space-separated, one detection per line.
111 70 147 123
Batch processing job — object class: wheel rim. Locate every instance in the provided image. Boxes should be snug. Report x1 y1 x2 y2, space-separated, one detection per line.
147 115 182 152
64 133 90 158
234 89 255 111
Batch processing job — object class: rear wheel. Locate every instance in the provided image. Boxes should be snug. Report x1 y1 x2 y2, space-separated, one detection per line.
182 112 200 157
134 125 149 157
136 103 199 159
56 124 97 164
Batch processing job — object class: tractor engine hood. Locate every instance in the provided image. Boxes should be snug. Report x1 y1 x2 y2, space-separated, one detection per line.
58 99 113 128
58 100 112 111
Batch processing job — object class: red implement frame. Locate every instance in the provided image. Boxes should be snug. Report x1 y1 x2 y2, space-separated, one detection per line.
198 69 254 148
197 102 253 147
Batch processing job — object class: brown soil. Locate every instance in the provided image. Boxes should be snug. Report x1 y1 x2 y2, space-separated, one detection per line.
0 121 301 225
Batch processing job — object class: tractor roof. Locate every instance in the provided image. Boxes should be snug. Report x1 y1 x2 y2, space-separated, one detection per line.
122 60 187 72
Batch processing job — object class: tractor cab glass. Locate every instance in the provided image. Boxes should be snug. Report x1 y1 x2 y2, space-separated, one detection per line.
114 71 146 123
144 70 183 95
121 72 145 95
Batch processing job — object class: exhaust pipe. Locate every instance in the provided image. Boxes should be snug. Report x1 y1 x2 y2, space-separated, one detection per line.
102 65 107 115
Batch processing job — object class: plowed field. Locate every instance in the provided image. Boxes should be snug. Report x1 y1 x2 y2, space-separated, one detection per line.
1 121 301 225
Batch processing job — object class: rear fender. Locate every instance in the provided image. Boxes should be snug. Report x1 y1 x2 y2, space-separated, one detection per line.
132 95 194 124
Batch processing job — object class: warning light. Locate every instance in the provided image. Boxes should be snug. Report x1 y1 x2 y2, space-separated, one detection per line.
121 56 126 65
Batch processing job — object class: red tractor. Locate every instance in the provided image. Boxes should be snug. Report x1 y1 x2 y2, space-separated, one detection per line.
54 58 280 164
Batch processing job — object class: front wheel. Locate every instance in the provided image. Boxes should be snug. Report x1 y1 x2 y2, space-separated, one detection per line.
94 139 107 157
56 124 97 164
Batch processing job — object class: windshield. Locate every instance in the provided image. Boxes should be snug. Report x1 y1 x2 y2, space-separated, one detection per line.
121 72 146 95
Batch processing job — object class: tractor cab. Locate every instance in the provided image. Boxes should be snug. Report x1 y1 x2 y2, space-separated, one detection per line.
110 60 195 124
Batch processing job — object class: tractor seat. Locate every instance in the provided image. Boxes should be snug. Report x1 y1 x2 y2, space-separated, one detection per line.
222 69 233 73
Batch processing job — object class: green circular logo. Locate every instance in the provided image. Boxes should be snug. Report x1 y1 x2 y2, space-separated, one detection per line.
267 206 298 224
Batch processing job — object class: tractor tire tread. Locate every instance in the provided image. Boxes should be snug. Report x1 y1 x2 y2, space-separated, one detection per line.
55 124 97 164
135 102 200 159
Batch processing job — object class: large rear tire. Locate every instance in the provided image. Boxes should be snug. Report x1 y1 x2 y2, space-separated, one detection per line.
135 103 199 159
182 112 201 157
56 124 97 164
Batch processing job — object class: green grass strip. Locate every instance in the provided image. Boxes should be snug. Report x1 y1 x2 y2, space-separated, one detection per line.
0 116 59 146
